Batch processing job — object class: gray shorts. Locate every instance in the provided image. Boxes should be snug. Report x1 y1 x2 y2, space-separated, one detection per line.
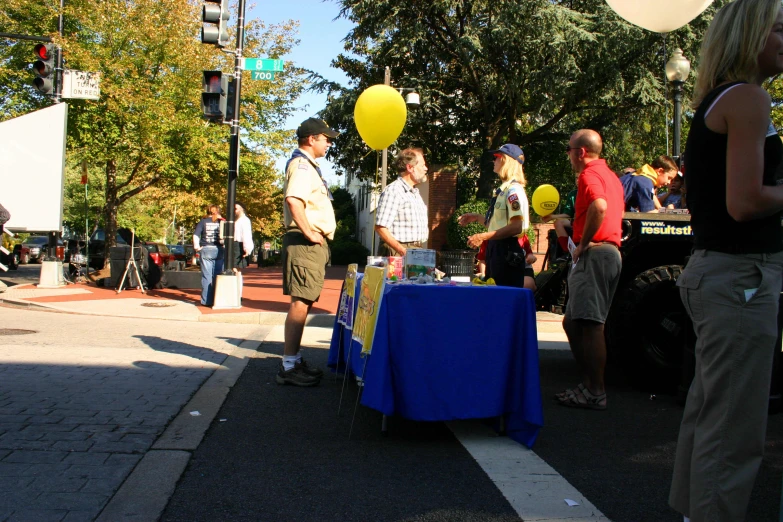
565 243 622 323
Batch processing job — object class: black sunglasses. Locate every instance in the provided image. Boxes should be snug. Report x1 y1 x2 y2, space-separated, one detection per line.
565 145 582 153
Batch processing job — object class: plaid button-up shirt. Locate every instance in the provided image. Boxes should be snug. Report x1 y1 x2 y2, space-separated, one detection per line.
375 178 429 244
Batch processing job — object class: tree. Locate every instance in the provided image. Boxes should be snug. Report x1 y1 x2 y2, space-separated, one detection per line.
1 0 306 265
317 0 723 198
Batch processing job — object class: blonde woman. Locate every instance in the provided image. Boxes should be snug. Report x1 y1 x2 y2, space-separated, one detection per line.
669 1 783 520
458 144 530 288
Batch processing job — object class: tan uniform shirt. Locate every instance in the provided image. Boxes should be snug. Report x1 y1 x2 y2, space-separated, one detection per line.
487 180 529 233
283 149 336 240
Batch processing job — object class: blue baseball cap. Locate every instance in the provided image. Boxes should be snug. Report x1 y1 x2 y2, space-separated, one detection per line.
490 144 525 165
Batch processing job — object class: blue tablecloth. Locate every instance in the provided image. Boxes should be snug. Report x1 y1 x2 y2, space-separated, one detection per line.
328 278 543 448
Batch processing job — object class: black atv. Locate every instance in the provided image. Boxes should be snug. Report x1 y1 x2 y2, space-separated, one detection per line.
535 212 694 391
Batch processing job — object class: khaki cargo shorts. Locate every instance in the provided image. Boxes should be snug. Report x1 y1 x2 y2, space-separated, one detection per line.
565 243 622 323
282 231 330 303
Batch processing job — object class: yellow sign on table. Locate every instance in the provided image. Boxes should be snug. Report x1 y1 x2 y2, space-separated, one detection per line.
337 264 358 329
352 266 387 355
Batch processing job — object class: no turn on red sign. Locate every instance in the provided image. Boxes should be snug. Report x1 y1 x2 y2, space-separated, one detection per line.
62 70 100 100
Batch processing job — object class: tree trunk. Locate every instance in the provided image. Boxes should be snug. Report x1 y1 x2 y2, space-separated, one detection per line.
103 159 118 269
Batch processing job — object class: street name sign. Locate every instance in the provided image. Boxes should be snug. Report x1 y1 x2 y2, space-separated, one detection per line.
62 70 100 100
243 58 283 72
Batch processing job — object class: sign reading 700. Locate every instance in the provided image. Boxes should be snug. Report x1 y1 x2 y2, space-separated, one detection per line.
244 58 283 80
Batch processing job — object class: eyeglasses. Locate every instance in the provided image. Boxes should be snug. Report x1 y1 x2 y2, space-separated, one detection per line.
565 145 582 153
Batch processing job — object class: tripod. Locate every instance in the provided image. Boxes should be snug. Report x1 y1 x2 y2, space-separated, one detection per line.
116 229 146 294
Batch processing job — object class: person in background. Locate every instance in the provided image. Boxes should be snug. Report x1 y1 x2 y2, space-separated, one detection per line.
542 185 577 259
280 117 339 387
375 148 429 257
659 173 686 209
0 203 9 293
668 1 783 520
233 202 254 270
458 144 530 288
556 129 624 411
193 204 225 306
620 155 679 212
519 234 537 291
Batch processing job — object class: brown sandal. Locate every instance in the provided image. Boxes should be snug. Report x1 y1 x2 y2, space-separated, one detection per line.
558 384 607 410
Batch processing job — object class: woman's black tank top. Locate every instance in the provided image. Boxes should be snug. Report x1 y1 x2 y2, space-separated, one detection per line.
685 82 783 253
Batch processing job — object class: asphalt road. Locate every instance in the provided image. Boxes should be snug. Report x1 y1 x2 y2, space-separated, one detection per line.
161 343 520 522
535 351 782 522
163 343 783 522
0 263 41 286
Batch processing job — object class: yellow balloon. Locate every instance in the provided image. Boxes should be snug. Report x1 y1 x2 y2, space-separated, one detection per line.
354 85 407 150
532 184 560 216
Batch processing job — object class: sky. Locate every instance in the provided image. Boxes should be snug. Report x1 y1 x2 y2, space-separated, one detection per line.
246 0 355 187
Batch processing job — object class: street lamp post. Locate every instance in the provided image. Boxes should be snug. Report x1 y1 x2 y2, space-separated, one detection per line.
665 48 691 161
379 66 420 190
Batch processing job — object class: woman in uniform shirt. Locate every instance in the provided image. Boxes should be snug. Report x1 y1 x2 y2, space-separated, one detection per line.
458 144 530 288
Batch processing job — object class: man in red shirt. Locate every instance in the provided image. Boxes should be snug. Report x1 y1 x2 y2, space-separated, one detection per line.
557 129 624 411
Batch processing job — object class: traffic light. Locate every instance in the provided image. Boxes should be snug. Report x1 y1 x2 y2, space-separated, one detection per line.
201 0 230 47
202 71 233 122
33 43 55 94
224 76 236 124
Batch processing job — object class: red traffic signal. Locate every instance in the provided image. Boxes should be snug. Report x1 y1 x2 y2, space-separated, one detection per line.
34 43 53 61
32 43 55 94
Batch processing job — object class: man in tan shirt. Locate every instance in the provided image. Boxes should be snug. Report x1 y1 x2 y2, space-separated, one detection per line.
279 117 339 387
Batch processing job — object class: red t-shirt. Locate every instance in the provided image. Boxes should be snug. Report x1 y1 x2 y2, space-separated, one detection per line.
572 158 624 247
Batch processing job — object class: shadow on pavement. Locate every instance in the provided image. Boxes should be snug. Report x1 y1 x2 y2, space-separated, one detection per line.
161 344 521 522
534 350 783 522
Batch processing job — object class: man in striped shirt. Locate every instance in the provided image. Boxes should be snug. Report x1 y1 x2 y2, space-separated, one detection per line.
375 148 430 256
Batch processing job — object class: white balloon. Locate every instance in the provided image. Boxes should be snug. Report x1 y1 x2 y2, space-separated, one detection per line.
605 0 713 33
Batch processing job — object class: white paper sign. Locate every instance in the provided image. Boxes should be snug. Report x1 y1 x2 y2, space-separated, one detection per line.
568 237 577 269
62 70 101 100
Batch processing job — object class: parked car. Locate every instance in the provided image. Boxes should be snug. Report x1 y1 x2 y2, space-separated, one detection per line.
183 244 197 266
14 236 64 264
168 244 186 262
142 242 171 267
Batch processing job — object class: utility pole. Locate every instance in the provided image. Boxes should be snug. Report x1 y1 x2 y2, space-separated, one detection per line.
55 0 64 103
222 0 246 276
380 66 391 190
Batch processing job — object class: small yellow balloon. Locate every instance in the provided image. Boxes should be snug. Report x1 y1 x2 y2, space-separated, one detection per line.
354 85 407 150
532 184 560 216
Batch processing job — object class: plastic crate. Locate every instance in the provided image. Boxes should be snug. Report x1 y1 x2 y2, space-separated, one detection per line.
438 250 476 277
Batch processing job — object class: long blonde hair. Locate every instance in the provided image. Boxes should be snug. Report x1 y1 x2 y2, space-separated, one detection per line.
692 0 780 108
497 155 527 186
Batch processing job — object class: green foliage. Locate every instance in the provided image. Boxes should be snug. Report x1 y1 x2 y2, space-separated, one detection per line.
447 199 488 251
330 239 370 266
318 0 723 198
456 167 479 208
1 0 306 265
331 187 356 241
